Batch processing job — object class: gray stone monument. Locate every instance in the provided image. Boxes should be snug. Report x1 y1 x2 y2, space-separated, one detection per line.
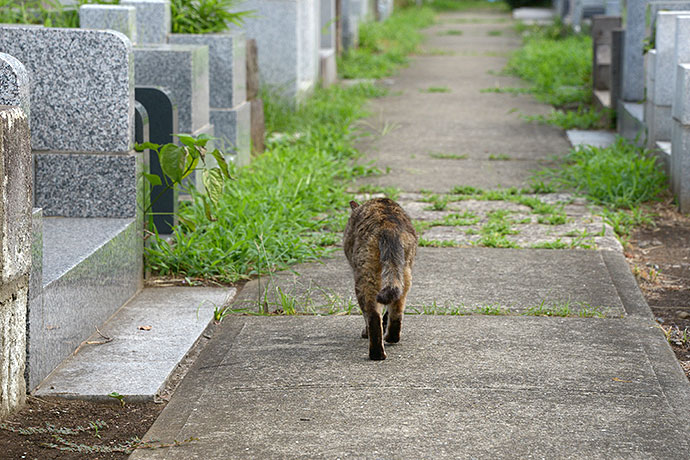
0 55 32 418
231 0 320 99
0 27 144 390
120 0 170 44
168 33 251 165
79 4 137 43
622 0 651 102
133 44 211 136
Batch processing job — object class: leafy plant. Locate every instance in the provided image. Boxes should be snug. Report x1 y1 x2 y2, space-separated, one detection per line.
136 134 232 228
170 0 251 34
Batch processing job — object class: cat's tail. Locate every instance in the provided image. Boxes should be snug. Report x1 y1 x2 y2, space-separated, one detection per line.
377 229 404 304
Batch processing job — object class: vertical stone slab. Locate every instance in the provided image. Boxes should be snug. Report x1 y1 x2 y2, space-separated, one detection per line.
622 0 651 101
120 0 170 44
168 32 247 109
321 0 336 49
0 53 30 121
299 0 319 94
246 39 260 101
250 98 265 155
0 27 134 153
610 28 624 113
591 16 621 91
79 4 137 43
671 63 690 210
0 106 32 418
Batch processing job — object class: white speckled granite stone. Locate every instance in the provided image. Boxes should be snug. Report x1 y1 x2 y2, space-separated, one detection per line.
133 44 209 133
34 153 138 217
210 102 251 166
0 26 134 153
120 0 170 44
79 4 137 43
168 32 247 109
230 0 318 99
0 53 30 121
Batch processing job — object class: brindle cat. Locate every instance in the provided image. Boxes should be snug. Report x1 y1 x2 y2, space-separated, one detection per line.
344 197 418 360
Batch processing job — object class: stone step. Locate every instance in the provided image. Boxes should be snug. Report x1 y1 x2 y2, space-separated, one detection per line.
27 216 142 391
35 286 236 401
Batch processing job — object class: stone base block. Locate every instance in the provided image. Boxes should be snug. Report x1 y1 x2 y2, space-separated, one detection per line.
653 141 671 177
34 152 139 218
319 48 337 88
28 217 141 391
618 102 646 146
210 103 251 167
647 104 672 148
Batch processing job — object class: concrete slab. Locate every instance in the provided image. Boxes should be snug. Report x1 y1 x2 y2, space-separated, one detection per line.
130 315 690 459
232 248 634 317
35 287 236 401
567 129 617 149
353 17 572 192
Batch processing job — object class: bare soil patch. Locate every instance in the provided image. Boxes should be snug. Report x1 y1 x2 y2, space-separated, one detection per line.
0 397 164 459
626 199 690 380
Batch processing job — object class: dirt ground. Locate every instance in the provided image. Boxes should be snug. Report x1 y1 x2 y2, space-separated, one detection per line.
1 200 689 460
626 198 690 379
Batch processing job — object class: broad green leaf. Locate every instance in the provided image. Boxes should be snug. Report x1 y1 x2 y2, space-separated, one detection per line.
176 134 197 148
181 155 199 180
159 144 187 182
143 173 163 186
202 168 224 205
135 142 160 152
210 149 232 179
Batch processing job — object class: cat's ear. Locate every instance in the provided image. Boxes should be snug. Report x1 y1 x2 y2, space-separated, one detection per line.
349 200 360 210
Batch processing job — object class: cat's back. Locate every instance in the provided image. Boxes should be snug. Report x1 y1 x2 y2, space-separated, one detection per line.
344 198 416 261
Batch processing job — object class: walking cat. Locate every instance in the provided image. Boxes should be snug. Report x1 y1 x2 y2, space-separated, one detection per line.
343 197 418 360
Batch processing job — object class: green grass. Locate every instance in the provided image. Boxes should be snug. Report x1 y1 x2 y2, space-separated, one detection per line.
428 0 509 12
440 29 464 36
488 153 511 161
356 184 402 201
338 7 436 79
542 138 667 209
429 152 468 159
422 86 452 93
521 106 612 130
487 29 503 36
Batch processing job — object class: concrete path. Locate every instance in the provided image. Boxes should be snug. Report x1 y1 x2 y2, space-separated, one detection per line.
131 11 690 459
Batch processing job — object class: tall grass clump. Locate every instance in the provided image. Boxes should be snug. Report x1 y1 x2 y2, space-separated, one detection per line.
550 138 666 209
338 7 435 79
505 26 592 107
145 84 385 283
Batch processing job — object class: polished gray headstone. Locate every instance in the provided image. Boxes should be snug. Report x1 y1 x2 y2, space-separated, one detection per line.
0 26 134 152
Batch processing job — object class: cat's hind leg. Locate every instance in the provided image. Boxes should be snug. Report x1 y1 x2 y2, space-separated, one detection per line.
385 267 411 344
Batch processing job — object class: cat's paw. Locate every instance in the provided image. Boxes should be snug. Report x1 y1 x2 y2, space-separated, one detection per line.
369 347 387 360
384 333 400 344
